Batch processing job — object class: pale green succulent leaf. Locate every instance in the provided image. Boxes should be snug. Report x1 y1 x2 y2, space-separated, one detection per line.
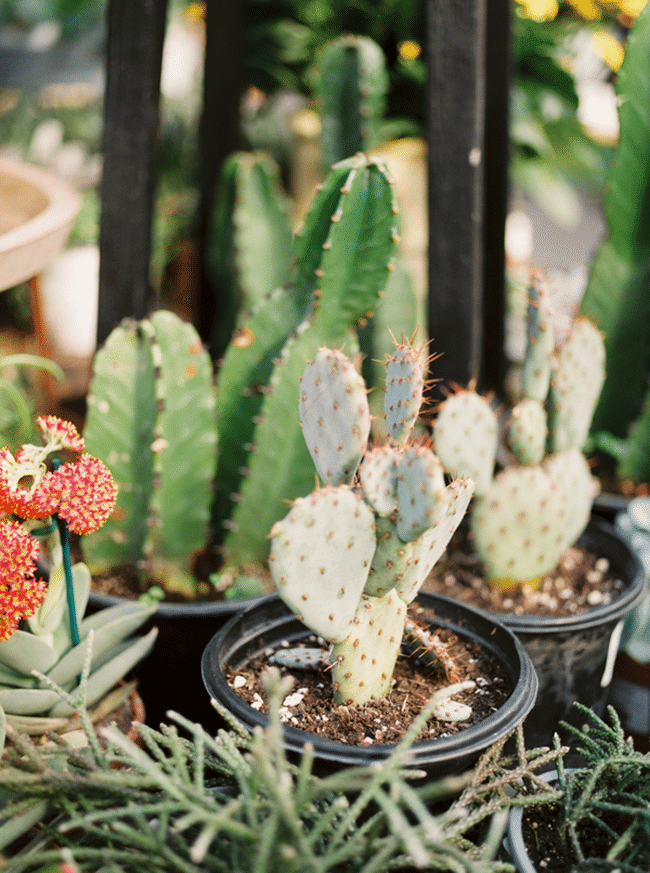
0 631 58 675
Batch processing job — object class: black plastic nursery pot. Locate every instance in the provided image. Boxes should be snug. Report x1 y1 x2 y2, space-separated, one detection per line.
504 769 566 873
201 591 538 777
88 591 263 728
492 517 646 748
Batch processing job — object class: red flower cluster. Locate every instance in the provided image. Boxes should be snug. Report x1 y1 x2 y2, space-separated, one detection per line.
0 418 117 534
0 520 46 641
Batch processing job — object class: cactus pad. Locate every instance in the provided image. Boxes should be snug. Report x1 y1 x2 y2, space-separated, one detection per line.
547 317 606 453
507 398 547 466
358 445 399 515
384 342 424 446
269 486 376 643
433 391 498 496
395 445 446 542
299 347 370 485
522 276 555 402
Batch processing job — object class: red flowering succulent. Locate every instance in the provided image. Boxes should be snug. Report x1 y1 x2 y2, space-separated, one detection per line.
0 416 117 641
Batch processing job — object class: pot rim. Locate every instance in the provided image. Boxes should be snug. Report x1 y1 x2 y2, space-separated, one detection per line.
201 590 538 769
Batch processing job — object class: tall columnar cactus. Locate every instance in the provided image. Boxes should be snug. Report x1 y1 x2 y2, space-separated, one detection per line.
82 311 218 598
269 341 474 706
316 34 389 170
215 153 400 568
204 150 294 361
434 277 605 590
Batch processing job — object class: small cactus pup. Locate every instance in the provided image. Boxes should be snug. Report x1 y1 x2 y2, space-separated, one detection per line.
269 341 475 707
433 275 606 591
0 416 156 739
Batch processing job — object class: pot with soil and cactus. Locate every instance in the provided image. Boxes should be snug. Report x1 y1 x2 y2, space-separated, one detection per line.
202 338 538 774
82 153 410 725
428 275 646 746
0 415 156 747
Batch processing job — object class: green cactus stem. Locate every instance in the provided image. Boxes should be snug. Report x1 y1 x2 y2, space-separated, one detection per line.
83 311 217 598
205 150 294 360
316 34 388 169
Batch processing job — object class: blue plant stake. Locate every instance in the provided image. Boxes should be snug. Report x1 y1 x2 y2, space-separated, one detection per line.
52 458 80 646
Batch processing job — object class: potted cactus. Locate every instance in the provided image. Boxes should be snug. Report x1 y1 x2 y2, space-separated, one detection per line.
429 277 646 746
0 415 156 744
202 338 538 772
82 154 406 724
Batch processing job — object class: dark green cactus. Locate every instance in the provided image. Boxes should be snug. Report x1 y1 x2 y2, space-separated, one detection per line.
216 154 401 568
434 277 605 590
579 5 650 486
269 340 474 706
316 34 388 170
82 311 217 598
205 150 294 361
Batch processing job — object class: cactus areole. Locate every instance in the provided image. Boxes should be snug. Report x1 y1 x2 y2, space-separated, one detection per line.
270 340 474 706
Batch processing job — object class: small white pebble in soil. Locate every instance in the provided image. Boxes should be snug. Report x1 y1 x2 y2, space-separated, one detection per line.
232 675 247 689
362 737 374 745
587 590 604 605
563 555 576 571
475 676 488 686
586 569 603 584
560 588 573 599
595 558 609 573
282 689 308 708
251 693 264 710
502 598 513 610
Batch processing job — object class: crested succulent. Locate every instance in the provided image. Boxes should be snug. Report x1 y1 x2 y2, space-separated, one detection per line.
433 275 606 590
269 340 474 706
214 153 401 568
0 416 156 740
81 310 218 599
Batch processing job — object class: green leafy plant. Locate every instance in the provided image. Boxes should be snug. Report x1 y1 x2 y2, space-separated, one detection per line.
514 703 650 872
0 667 565 870
269 338 474 706
0 354 64 451
433 276 605 590
0 416 156 741
579 3 650 488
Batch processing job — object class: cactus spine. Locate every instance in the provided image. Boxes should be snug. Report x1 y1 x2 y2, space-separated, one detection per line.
270 340 474 706
434 276 605 590
82 311 217 598
217 154 400 568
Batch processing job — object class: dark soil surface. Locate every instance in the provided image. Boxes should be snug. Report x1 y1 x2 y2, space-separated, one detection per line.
422 525 626 617
521 801 632 872
226 604 512 747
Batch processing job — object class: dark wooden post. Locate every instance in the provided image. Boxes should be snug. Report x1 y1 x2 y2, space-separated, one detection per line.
195 0 245 344
426 0 509 392
97 0 168 346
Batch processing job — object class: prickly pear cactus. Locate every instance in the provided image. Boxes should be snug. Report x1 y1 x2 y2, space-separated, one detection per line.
219 154 400 568
83 311 217 597
434 278 604 590
269 339 474 706
316 34 388 169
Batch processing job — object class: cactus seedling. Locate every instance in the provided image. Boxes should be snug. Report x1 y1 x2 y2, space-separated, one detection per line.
433 276 605 591
270 340 474 707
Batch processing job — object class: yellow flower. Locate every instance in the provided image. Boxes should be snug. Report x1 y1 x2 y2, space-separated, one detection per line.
515 0 559 20
593 30 625 70
617 0 648 17
398 40 421 61
566 0 602 19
